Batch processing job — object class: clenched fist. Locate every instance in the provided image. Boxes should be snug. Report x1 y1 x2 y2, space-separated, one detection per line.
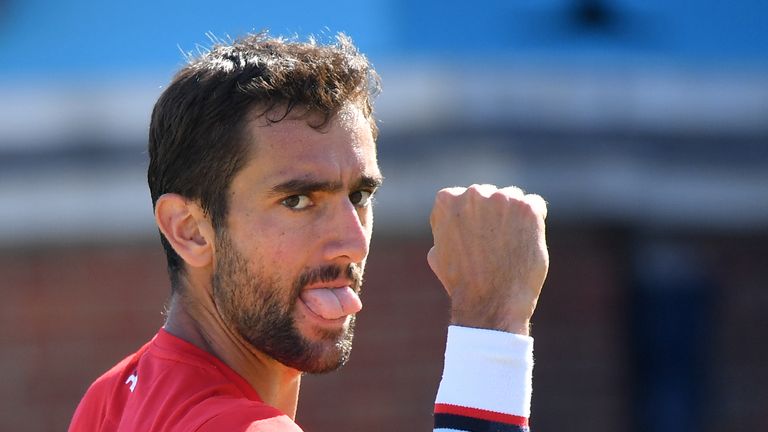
427 184 549 335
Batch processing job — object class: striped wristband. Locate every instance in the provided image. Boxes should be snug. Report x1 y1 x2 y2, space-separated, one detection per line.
434 325 534 432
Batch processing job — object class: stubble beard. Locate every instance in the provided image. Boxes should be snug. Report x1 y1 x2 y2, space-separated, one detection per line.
212 231 362 374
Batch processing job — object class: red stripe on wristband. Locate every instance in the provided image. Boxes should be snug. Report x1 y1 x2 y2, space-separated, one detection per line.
434 403 529 427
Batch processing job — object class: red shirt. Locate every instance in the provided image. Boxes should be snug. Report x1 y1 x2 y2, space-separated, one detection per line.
69 329 302 432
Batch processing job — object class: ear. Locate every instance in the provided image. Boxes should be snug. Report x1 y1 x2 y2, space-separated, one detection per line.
154 194 215 268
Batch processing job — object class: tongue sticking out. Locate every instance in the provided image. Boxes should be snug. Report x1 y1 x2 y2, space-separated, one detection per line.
300 287 362 320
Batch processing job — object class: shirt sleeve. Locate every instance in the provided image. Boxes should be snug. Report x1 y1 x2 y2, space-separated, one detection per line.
433 325 534 432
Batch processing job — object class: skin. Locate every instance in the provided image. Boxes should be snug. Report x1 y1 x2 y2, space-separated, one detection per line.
155 104 382 418
427 184 549 335
153 105 549 420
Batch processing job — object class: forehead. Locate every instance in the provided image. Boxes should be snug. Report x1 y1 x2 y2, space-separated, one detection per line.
239 105 379 181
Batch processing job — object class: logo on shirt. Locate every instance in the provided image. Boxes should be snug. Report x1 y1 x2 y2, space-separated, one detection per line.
125 372 138 392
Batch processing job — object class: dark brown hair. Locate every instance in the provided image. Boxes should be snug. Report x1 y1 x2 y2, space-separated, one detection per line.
147 32 380 291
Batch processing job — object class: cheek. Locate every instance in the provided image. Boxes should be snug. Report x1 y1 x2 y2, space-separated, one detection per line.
253 225 309 269
363 211 374 240
268 232 291 263
236 211 322 272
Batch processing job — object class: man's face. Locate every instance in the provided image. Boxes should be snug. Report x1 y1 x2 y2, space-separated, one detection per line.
212 105 382 374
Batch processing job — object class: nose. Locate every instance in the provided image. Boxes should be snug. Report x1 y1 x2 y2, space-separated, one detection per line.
322 198 370 264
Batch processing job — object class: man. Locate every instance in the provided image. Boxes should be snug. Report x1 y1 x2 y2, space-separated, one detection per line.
69 32 548 432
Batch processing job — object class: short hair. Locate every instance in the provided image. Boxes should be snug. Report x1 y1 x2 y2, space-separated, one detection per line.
147 32 380 292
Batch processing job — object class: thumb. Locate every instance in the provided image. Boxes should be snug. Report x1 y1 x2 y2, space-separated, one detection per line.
427 246 452 296
427 246 437 274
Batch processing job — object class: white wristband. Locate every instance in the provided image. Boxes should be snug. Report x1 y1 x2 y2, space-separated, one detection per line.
435 325 534 418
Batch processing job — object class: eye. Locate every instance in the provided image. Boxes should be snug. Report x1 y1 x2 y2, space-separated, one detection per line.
349 190 373 207
281 195 313 210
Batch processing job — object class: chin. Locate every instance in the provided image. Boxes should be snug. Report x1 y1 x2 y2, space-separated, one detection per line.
283 315 354 374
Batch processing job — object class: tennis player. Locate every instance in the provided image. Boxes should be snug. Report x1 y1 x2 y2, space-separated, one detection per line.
69 32 548 432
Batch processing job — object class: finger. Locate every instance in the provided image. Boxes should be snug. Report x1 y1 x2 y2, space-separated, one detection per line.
431 187 468 228
467 183 499 198
524 193 548 220
437 186 467 197
498 185 525 200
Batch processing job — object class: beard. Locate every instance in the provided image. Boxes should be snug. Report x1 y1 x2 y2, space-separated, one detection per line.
212 231 363 374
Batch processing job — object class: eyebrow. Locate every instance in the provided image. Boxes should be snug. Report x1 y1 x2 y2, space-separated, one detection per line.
268 175 384 197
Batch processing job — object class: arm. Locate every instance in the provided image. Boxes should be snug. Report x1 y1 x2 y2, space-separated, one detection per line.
427 185 548 431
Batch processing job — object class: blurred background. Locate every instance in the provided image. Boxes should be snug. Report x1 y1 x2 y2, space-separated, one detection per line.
1 0 767 431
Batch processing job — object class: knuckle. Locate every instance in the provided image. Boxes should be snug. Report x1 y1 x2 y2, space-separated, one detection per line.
524 193 548 216
466 184 482 194
437 187 464 200
489 190 509 203
467 183 497 198
500 185 525 198
434 190 450 206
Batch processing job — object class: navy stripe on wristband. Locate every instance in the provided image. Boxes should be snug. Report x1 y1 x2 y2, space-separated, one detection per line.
434 413 529 432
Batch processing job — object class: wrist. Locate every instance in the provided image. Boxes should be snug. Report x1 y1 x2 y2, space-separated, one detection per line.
437 325 534 419
450 314 531 336
504 320 531 336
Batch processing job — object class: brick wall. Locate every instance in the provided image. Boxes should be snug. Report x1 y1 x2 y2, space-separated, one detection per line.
0 245 168 431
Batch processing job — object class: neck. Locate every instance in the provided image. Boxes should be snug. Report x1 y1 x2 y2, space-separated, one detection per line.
163 288 303 419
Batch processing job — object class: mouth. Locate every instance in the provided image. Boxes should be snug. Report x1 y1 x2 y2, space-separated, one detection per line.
297 298 350 326
303 278 355 291
299 281 363 322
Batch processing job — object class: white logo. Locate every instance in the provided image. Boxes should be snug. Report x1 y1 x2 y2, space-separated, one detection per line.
125 372 138 392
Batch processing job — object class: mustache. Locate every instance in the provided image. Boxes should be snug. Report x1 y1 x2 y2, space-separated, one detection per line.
295 263 363 292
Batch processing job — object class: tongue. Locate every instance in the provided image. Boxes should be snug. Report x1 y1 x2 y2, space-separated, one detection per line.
300 287 362 320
